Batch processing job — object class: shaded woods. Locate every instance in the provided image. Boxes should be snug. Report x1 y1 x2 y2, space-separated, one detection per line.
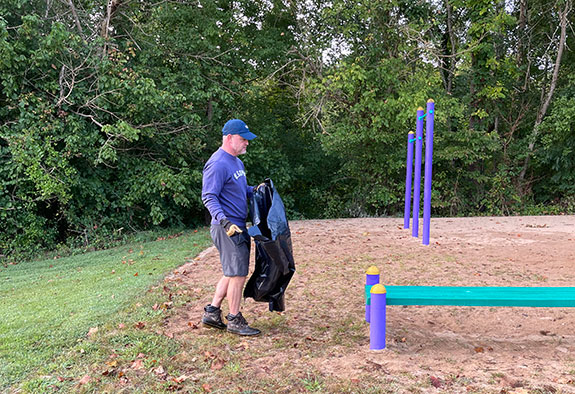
1 0 574 258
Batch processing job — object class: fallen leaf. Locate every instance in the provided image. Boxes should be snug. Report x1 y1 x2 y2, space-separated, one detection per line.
202 383 211 392
474 346 484 353
188 322 199 329
508 389 529 394
152 303 159 310
78 375 91 385
430 376 442 388
172 375 188 383
131 359 144 370
106 360 118 368
153 366 165 375
235 341 249 350
134 322 146 329
211 358 226 370
118 323 125 329
101 369 116 376
87 327 98 337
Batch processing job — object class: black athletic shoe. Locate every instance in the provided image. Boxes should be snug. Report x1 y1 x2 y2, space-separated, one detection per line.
226 312 261 336
202 304 226 330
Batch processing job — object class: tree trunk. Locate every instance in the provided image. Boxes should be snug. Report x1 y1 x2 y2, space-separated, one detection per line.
64 0 83 34
444 0 457 95
518 0 571 184
100 0 121 53
516 0 527 66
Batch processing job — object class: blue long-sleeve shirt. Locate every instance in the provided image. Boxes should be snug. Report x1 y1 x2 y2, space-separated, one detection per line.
202 148 253 227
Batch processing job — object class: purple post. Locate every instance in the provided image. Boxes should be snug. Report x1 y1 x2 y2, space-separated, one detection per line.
422 99 435 246
369 284 387 350
365 266 380 322
412 107 424 237
403 131 415 229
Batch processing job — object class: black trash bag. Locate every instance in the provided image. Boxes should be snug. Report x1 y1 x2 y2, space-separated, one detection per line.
244 179 295 312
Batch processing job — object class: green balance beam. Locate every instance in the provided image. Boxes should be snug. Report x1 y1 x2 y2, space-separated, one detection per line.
385 286 575 307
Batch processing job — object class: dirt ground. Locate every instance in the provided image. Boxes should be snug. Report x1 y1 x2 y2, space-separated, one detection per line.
166 216 575 393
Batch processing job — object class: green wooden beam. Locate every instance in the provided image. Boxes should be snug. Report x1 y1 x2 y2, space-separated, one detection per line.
385 286 575 307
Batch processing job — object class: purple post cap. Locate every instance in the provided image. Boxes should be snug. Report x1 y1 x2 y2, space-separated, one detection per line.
222 119 257 140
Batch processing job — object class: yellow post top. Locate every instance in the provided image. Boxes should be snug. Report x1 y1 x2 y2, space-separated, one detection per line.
427 98 435 103
417 106 424 111
366 266 379 275
371 284 387 294
408 131 414 135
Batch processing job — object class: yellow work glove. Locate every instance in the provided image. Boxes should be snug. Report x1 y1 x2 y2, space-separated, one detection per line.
253 182 267 193
220 219 243 237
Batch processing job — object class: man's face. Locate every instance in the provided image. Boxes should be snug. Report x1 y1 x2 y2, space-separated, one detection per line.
229 134 249 156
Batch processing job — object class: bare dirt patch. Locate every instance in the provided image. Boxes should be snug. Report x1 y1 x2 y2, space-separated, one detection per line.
165 216 575 393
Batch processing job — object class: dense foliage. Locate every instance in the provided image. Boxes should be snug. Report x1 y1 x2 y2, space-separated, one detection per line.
1 0 574 259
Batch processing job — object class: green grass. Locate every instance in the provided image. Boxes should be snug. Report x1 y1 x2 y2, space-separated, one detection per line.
0 228 211 391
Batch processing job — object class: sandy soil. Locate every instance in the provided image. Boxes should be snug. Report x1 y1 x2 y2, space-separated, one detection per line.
166 216 575 392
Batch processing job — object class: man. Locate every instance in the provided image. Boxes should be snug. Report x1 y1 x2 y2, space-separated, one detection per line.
201 119 261 336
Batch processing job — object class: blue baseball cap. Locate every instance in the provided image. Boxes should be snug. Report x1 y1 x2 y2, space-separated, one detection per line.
222 119 257 140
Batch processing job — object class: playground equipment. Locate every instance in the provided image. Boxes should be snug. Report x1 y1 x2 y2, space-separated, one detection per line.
365 266 575 350
369 284 387 350
364 266 380 323
404 100 435 245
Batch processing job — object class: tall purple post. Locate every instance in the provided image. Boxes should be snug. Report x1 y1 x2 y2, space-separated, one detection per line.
369 284 387 350
365 266 380 322
412 107 424 237
422 99 435 246
403 131 415 229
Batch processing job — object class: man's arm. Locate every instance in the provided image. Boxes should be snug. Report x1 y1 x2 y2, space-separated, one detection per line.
202 162 226 223
246 184 254 200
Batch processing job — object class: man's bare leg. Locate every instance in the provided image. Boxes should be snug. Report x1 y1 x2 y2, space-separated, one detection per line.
211 276 230 308
227 276 246 315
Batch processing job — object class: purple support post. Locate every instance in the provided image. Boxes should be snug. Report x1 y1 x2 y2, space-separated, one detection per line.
412 107 424 237
403 131 415 229
365 266 380 322
422 99 435 246
369 284 387 350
